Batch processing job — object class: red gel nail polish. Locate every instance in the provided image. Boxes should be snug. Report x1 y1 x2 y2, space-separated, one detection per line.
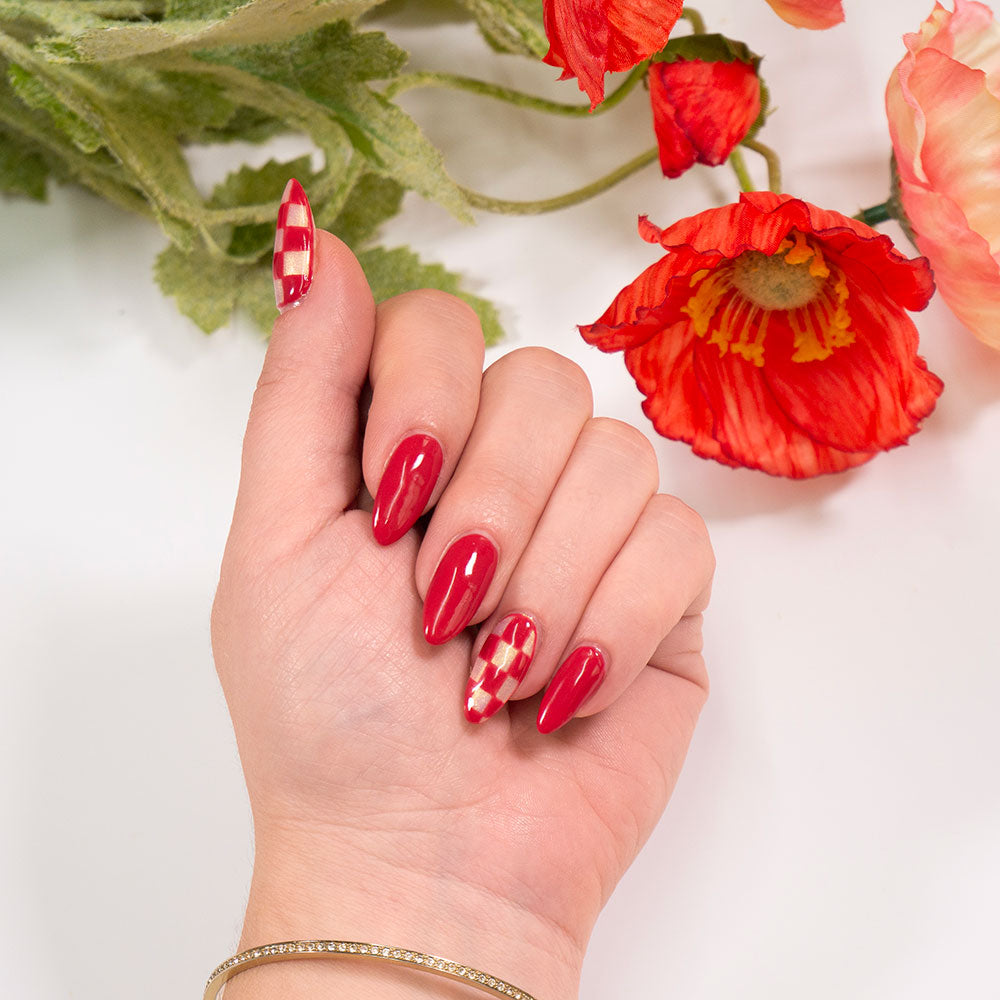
536 645 606 734
372 434 443 546
273 178 315 312
423 534 498 646
465 614 537 724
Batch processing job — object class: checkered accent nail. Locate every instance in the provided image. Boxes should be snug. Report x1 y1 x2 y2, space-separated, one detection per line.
273 178 314 312
465 614 537 724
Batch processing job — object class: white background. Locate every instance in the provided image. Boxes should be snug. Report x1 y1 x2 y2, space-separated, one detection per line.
2 1 999 997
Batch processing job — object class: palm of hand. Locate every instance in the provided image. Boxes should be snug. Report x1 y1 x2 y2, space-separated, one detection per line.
216 510 699 951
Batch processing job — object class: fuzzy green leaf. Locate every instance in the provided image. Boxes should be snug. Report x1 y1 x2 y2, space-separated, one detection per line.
51 0 388 62
326 171 404 246
7 63 105 153
0 125 53 200
358 246 503 345
155 241 240 332
453 0 548 57
165 0 244 18
210 154 317 257
202 23 471 222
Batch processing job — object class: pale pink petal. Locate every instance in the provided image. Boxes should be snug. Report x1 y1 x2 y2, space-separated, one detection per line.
904 49 1000 254
897 178 1000 349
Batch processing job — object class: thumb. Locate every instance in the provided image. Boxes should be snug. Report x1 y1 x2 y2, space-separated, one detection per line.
234 181 376 542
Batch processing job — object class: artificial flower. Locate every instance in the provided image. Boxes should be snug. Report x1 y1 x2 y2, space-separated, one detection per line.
542 0 683 109
886 0 1000 350
648 40 762 177
764 0 845 29
580 193 943 478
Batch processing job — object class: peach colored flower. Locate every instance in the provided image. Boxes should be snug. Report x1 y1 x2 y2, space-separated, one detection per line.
887 0 1000 349
764 0 845 29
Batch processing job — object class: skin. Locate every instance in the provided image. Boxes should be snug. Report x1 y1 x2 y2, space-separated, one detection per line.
211 232 715 999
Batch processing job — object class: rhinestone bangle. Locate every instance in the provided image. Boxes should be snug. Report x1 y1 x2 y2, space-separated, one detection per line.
204 939 539 1000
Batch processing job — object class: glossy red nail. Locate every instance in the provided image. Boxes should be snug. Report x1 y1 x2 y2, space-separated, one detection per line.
372 434 443 546
423 534 498 646
273 177 315 312
536 645 606 734
465 614 537 724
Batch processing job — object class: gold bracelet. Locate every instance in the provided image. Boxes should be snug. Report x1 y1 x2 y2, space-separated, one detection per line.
204 939 539 1000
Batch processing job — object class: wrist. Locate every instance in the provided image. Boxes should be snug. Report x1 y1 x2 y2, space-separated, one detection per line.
220 818 584 1000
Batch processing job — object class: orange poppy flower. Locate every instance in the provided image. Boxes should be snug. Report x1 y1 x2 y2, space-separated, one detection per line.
580 193 944 478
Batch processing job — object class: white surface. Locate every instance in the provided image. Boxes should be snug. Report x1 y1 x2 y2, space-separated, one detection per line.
3 2 1000 998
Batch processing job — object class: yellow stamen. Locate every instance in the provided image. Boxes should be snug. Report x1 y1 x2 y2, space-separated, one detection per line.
679 231 856 367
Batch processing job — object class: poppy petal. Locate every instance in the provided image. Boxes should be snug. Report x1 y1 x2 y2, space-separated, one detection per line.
764 0 845 30
580 256 681 352
762 288 942 453
624 324 736 466
649 58 762 177
693 336 874 477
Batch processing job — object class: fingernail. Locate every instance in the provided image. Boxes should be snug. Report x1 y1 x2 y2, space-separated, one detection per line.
423 534 498 646
536 645 606 735
465 614 537 724
372 434 444 546
273 178 315 312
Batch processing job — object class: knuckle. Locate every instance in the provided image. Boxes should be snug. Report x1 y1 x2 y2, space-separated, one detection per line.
487 347 594 412
586 417 659 485
646 494 716 575
382 288 481 335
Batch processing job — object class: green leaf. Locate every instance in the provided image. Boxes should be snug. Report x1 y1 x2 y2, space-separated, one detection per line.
210 154 318 257
202 23 471 222
165 0 245 18
452 0 548 57
52 0 389 62
357 246 503 345
155 241 240 332
0 125 53 200
326 171 403 246
210 154 316 208
7 62 105 153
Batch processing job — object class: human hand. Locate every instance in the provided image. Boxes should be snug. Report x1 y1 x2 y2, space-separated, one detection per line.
211 223 714 999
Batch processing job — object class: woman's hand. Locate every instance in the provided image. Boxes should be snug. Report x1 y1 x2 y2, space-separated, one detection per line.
211 230 714 1000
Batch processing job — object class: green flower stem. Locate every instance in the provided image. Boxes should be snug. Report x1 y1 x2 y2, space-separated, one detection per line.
742 137 782 194
682 8 708 34
729 147 755 193
385 63 648 117
460 145 659 215
854 202 893 226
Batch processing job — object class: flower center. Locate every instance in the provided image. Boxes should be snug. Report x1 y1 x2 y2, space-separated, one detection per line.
680 230 855 367
730 248 827 310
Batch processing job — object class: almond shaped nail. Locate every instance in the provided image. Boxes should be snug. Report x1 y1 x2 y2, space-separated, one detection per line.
536 645 606 734
372 434 443 546
273 178 315 312
423 534 498 646
465 614 537 724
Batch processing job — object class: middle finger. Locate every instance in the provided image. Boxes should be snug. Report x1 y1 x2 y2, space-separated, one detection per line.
416 347 593 644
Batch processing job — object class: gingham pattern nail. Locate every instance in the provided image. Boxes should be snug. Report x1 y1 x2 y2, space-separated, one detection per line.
273 178 314 312
465 614 537 724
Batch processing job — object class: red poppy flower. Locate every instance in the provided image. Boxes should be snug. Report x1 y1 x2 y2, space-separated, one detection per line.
580 193 943 478
649 49 761 178
542 0 683 109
